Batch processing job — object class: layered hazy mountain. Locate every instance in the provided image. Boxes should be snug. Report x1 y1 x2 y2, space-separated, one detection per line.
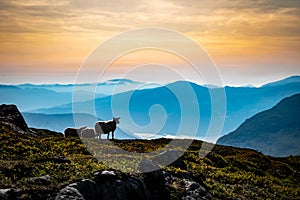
217 93 300 157
0 79 161 111
11 76 300 139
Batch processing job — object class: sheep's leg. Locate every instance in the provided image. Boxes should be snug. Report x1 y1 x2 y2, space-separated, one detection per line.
112 131 114 140
107 133 109 140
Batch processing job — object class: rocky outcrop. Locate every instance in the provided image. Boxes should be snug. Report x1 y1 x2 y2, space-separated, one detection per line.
56 171 150 200
0 104 29 133
0 104 63 137
56 169 212 200
0 188 22 200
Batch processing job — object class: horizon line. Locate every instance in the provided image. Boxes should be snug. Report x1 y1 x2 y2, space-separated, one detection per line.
0 74 299 88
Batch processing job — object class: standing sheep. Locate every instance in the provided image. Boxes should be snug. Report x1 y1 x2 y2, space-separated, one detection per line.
64 126 86 138
94 117 120 140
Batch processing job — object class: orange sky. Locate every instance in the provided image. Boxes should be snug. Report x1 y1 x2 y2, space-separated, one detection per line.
0 0 299 85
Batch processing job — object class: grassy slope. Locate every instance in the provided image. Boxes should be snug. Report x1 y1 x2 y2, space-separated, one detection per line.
0 124 299 199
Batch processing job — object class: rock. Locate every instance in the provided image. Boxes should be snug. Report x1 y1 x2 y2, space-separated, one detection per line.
163 171 178 187
0 104 28 132
93 170 117 183
100 170 116 176
96 170 148 199
181 179 211 200
116 177 148 200
55 186 85 200
28 174 51 184
56 169 212 200
0 104 63 137
56 179 97 200
68 179 98 200
138 159 169 199
56 171 149 200
0 188 21 200
163 171 212 200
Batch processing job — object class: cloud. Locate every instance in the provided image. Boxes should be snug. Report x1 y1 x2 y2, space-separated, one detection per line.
0 0 299 84
1 0 299 37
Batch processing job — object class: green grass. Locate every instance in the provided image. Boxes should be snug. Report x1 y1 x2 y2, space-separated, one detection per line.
0 124 299 199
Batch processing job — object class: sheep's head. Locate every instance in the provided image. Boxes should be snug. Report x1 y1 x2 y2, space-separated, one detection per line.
113 117 120 124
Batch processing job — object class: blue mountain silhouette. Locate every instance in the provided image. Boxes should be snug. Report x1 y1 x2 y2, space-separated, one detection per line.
25 76 300 140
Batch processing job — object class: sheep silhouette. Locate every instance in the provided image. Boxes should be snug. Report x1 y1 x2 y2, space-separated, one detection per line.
81 128 95 138
94 117 120 140
64 126 86 137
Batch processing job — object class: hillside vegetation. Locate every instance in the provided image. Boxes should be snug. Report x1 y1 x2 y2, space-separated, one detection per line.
1 124 299 199
1 104 299 199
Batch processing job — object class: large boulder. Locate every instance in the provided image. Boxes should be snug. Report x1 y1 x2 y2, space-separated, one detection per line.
0 104 63 137
0 188 21 200
0 104 28 132
55 186 85 200
139 159 169 200
56 171 148 200
56 170 212 200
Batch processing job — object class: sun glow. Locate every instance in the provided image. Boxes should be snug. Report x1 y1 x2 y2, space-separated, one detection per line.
0 0 299 85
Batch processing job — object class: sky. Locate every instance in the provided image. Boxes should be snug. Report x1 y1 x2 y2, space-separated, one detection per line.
0 0 300 86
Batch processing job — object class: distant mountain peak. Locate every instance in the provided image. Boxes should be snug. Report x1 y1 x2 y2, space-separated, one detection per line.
100 79 139 85
262 75 300 87
241 84 256 88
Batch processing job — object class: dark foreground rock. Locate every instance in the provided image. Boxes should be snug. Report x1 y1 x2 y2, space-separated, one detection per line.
0 188 22 200
0 104 62 137
56 170 211 200
0 104 29 133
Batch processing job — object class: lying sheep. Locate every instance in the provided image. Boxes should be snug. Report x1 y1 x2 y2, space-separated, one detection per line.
81 128 96 138
94 117 120 140
64 126 86 137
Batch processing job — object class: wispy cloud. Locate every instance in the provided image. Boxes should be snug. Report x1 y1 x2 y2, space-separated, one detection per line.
0 0 299 84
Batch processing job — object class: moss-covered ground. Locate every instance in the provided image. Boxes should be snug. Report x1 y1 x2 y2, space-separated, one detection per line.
1 124 299 199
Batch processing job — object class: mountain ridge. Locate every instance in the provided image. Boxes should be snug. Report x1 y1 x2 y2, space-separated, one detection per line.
262 75 300 87
27 78 300 139
217 93 300 157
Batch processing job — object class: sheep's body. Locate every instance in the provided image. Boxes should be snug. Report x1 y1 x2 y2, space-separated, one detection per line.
81 128 95 138
64 126 86 138
95 117 120 140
